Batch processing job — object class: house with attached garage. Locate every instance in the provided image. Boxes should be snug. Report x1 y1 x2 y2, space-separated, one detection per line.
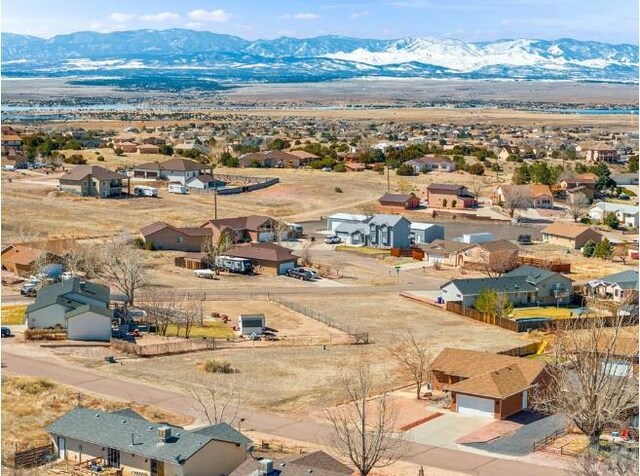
26 278 112 341
225 242 298 275
420 239 473 267
589 202 639 229
612 172 640 186
326 213 370 233
230 450 353 476
584 269 639 303
409 222 444 244
199 215 282 244
139 222 212 252
505 265 573 306
430 348 548 420
541 222 602 249
426 183 476 209
439 276 538 307
462 240 520 274
366 214 412 249
58 165 126 198
334 222 370 246
132 158 208 184
48 408 252 476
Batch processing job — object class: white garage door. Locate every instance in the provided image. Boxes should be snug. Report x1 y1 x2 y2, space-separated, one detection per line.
330 220 341 232
278 261 295 275
457 394 495 418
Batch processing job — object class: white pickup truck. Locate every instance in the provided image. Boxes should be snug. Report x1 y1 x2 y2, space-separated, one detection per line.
194 269 216 279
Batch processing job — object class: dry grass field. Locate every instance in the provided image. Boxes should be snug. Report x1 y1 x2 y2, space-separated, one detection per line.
1 305 27 325
1 375 192 453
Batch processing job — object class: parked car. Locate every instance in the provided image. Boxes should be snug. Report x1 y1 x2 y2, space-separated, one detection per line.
324 235 341 244
286 268 313 281
321 167 332 172
296 267 321 279
1 327 12 338
194 269 216 279
20 283 38 297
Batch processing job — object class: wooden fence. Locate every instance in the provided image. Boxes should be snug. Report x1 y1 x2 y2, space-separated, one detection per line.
4 444 54 468
518 255 571 273
445 301 518 332
533 428 568 452
111 338 216 357
390 248 425 260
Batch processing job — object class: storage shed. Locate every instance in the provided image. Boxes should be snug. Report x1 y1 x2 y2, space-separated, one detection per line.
238 314 265 336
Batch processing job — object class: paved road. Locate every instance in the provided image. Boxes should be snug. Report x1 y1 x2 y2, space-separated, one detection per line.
2 350 565 476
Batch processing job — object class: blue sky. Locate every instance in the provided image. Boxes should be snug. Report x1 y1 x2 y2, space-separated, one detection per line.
2 0 638 44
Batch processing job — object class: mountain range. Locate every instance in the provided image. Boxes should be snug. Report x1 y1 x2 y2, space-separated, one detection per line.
2 29 638 85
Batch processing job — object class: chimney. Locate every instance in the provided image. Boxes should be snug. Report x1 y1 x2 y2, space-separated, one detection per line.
157 425 171 444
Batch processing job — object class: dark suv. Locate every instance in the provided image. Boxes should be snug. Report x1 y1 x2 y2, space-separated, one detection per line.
286 268 313 281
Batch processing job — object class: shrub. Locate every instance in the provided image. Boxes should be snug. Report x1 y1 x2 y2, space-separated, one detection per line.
451 199 457 208
333 163 346 172
204 359 235 374
604 212 619 229
114 147 124 156
582 240 596 257
580 217 592 225
13 377 55 395
395 163 415 176
97 155 105 162
372 163 385 173
144 240 156 251
442 199 448 208
132 237 145 249
62 154 87 165
468 163 485 175
334 186 343 193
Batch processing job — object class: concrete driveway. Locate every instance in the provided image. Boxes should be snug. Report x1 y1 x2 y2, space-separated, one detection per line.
406 412 494 450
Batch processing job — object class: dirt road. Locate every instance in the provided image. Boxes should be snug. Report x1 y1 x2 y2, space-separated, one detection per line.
1 349 565 476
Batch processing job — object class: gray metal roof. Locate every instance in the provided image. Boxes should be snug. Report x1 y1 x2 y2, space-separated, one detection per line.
367 214 410 227
442 276 537 296
26 278 110 314
47 408 251 464
65 303 114 320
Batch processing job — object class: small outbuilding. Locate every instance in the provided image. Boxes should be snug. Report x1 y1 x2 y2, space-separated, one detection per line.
238 314 265 336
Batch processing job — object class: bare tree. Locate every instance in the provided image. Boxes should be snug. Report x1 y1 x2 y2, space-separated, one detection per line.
567 193 589 222
389 332 432 400
502 186 533 218
480 250 517 278
324 363 402 476
569 450 639 476
138 289 178 336
100 236 148 306
332 256 346 278
179 297 203 339
272 219 291 245
299 243 312 267
533 313 639 449
202 232 234 274
470 182 485 207
188 376 242 426
62 238 89 276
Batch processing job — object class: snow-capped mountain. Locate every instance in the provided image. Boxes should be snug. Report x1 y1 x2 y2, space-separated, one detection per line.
1 29 637 84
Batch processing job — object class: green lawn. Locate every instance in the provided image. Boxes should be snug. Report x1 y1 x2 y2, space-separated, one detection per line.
1 305 27 325
511 306 584 320
164 321 235 339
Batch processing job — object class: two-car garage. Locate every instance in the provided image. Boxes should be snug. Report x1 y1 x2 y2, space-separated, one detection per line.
456 394 496 418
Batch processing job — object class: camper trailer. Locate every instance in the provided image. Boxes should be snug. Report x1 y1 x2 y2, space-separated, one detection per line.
134 185 158 197
168 183 189 194
215 256 254 274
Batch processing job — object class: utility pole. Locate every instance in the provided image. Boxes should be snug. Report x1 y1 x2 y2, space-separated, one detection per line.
386 165 390 192
214 186 218 220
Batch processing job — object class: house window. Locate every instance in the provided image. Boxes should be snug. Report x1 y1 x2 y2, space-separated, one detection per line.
177 236 184 244
107 448 120 468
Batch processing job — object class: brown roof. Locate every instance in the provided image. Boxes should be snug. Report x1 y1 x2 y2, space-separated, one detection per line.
345 162 365 170
199 215 273 232
431 348 546 399
140 222 211 237
427 183 465 193
288 150 320 160
227 242 296 262
230 450 352 476
1 244 62 267
61 165 125 181
500 184 552 198
133 161 162 171
476 239 519 253
158 158 205 171
136 144 160 150
541 222 602 240
421 239 473 253
379 193 417 204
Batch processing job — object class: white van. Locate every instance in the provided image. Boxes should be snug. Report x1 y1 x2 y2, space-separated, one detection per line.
194 269 216 279
134 185 158 197
168 184 189 194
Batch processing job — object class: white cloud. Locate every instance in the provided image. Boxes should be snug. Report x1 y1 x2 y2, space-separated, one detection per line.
108 12 136 23
280 13 322 20
349 10 371 19
187 9 232 22
140 12 180 23
185 22 205 30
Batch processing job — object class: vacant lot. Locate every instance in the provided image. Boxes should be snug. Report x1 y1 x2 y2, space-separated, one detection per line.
1 305 26 325
1 375 191 453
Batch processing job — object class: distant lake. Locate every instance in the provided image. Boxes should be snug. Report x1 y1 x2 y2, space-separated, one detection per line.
2 104 139 111
530 108 639 115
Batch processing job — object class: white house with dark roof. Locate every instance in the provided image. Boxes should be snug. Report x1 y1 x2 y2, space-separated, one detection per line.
440 276 538 307
48 408 251 476
584 269 639 303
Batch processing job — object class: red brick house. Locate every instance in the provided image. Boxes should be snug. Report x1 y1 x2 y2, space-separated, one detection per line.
426 184 475 209
378 192 421 210
430 348 548 419
199 215 280 244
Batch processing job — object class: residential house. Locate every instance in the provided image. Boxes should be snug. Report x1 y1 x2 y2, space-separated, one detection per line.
48 408 251 476
185 174 226 190
132 158 208 184
541 222 603 249
404 156 456 174
326 213 370 232
420 240 472 267
589 202 639 228
58 165 126 198
334 222 370 246
430 348 548 419
136 144 160 154
409 222 444 244
117 141 139 153
226 242 298 275
613 173 640 186
585 145 619 163
426 184 475 209
497 145 520 161
174 141 209 155
287 150 321 163
140 222 212 252
496 184 554 209
199 215 280 244
230 450 352 476
559 176 596 202
26 278 112 341
1 125 26 165
365 214 412 249
238 150 303 168
1 243 63 277
378 192 421 210
463 240 520 274
344 161 365 172
505 265 573 305
439 276 538 307
584 269 639 303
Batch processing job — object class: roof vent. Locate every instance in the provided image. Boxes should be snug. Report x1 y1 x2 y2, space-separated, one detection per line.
157 425 171 443
258 459 274 476
95 414 100 417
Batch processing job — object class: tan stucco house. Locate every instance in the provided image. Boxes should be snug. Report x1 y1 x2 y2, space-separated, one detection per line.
59 165 126 198
48 408 252 476
541 222 603 249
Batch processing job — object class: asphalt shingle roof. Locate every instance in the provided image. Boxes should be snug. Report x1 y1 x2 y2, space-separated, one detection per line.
367 214 409 227
505 265 557 285
61 165 125 182
598 269 639 289
442 276 537 296
47 408 251 464
26 278 110 314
